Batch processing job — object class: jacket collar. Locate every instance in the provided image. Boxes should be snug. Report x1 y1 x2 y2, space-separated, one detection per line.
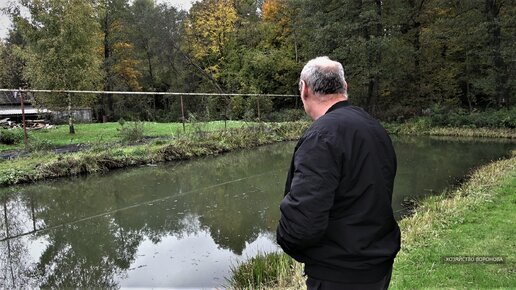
325 100 350 115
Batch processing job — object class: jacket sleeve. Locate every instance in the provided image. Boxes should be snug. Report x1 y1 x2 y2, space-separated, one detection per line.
276 132 341 253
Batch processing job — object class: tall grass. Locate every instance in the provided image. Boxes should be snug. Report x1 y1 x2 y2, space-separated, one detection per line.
227 252 304 290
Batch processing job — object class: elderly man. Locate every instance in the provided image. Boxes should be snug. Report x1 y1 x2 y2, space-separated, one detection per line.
277 56 400 290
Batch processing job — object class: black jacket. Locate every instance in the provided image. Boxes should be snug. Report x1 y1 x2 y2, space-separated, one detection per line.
276 100 400 283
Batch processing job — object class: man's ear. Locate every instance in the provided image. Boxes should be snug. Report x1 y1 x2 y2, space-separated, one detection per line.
300 80 308 100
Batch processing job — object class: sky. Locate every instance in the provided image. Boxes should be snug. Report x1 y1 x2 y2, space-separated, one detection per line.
0 0 196 40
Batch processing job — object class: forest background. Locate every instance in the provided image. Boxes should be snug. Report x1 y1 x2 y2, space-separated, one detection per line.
0 0 514 123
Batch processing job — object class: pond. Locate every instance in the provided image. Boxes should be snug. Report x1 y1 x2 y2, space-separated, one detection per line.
0 136 514 288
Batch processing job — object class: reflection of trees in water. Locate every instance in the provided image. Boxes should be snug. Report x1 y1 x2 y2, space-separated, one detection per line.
2 138 511 287
0 142 294 288
391 136 513 216
31 218 142 289
0 193 37 288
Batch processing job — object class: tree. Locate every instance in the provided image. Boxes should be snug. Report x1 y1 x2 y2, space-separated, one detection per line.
182 0 239 119
14 0 103 133
419 0 514 111
97 0 141 121
0 3 27 89
0 35 26 89
296 0 386 114
183 0 238 88
378 0 431 119
120 0 191 121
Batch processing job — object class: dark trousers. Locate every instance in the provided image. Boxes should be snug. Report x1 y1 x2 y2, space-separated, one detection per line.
306 266 393 290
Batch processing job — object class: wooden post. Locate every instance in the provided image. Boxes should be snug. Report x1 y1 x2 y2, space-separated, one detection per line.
68 93 75 134
256 96 261 121
19 90 28 148
180 95 185 133
224 96 228 131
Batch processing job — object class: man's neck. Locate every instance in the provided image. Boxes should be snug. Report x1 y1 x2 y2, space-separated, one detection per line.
311 95 347 120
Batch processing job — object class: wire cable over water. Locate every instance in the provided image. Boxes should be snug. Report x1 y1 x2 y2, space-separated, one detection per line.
0 166 288 242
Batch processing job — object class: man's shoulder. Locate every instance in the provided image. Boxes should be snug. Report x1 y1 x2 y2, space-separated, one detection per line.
310 105 369 133
305 105 390 145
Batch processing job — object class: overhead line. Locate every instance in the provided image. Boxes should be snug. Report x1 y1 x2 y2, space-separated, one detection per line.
0 89 298 98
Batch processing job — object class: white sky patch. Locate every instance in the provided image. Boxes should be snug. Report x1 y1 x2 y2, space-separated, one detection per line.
0 0 198 40
158 0 197 11
0 0 12 40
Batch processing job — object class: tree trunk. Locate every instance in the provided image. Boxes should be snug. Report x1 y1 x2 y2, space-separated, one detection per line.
408 0 425 100
102 10 114 119
365 1 383 115
485 0 506 107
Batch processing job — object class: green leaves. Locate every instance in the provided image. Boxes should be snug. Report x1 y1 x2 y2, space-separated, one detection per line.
1 0 512 122
16 0 102 108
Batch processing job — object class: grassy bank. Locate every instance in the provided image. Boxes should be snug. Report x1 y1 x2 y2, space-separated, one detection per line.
390 153 515 289
228 153 516 289
1 119 513 187
0 120 248 152
1 118 513 154
0 122 309 187
383 120 516 139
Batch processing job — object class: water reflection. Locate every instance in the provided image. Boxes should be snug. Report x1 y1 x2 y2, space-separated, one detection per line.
0 137 513 288
0 143 292 288
391 135 514 214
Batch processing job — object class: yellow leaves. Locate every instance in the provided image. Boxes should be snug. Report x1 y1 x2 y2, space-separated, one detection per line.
110 19 125 33
261 0 294 40
262 0 292 26
434 7 453 17
184 0 238 61
113 42 134 53
111 41 142 90
262 0 279 22
262 0 288 24
114 58 142 91
206 64 220 79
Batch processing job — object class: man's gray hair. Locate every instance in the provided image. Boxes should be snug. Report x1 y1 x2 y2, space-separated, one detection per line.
300 56 347 96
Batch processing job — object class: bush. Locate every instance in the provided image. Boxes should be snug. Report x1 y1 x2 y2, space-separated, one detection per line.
0 129 24 145
265 108 308 122
229 96 246 119
118 121 145 143
426 107 515 128
28 139 54 151
377 104 418 123
245 96 273 120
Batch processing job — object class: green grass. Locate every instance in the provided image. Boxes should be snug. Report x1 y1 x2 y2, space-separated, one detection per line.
383 121 516 139
391 157 516 289
0 121 249 152
3 120 513 153
393 180 515 288
227 252 303 289
0 122 309 187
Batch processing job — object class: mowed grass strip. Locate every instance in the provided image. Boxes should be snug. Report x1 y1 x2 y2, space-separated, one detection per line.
0 122 309 187
0 120 248 151
391 155 516 289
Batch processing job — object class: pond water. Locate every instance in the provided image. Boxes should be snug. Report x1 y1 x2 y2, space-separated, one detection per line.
0 136 514 289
